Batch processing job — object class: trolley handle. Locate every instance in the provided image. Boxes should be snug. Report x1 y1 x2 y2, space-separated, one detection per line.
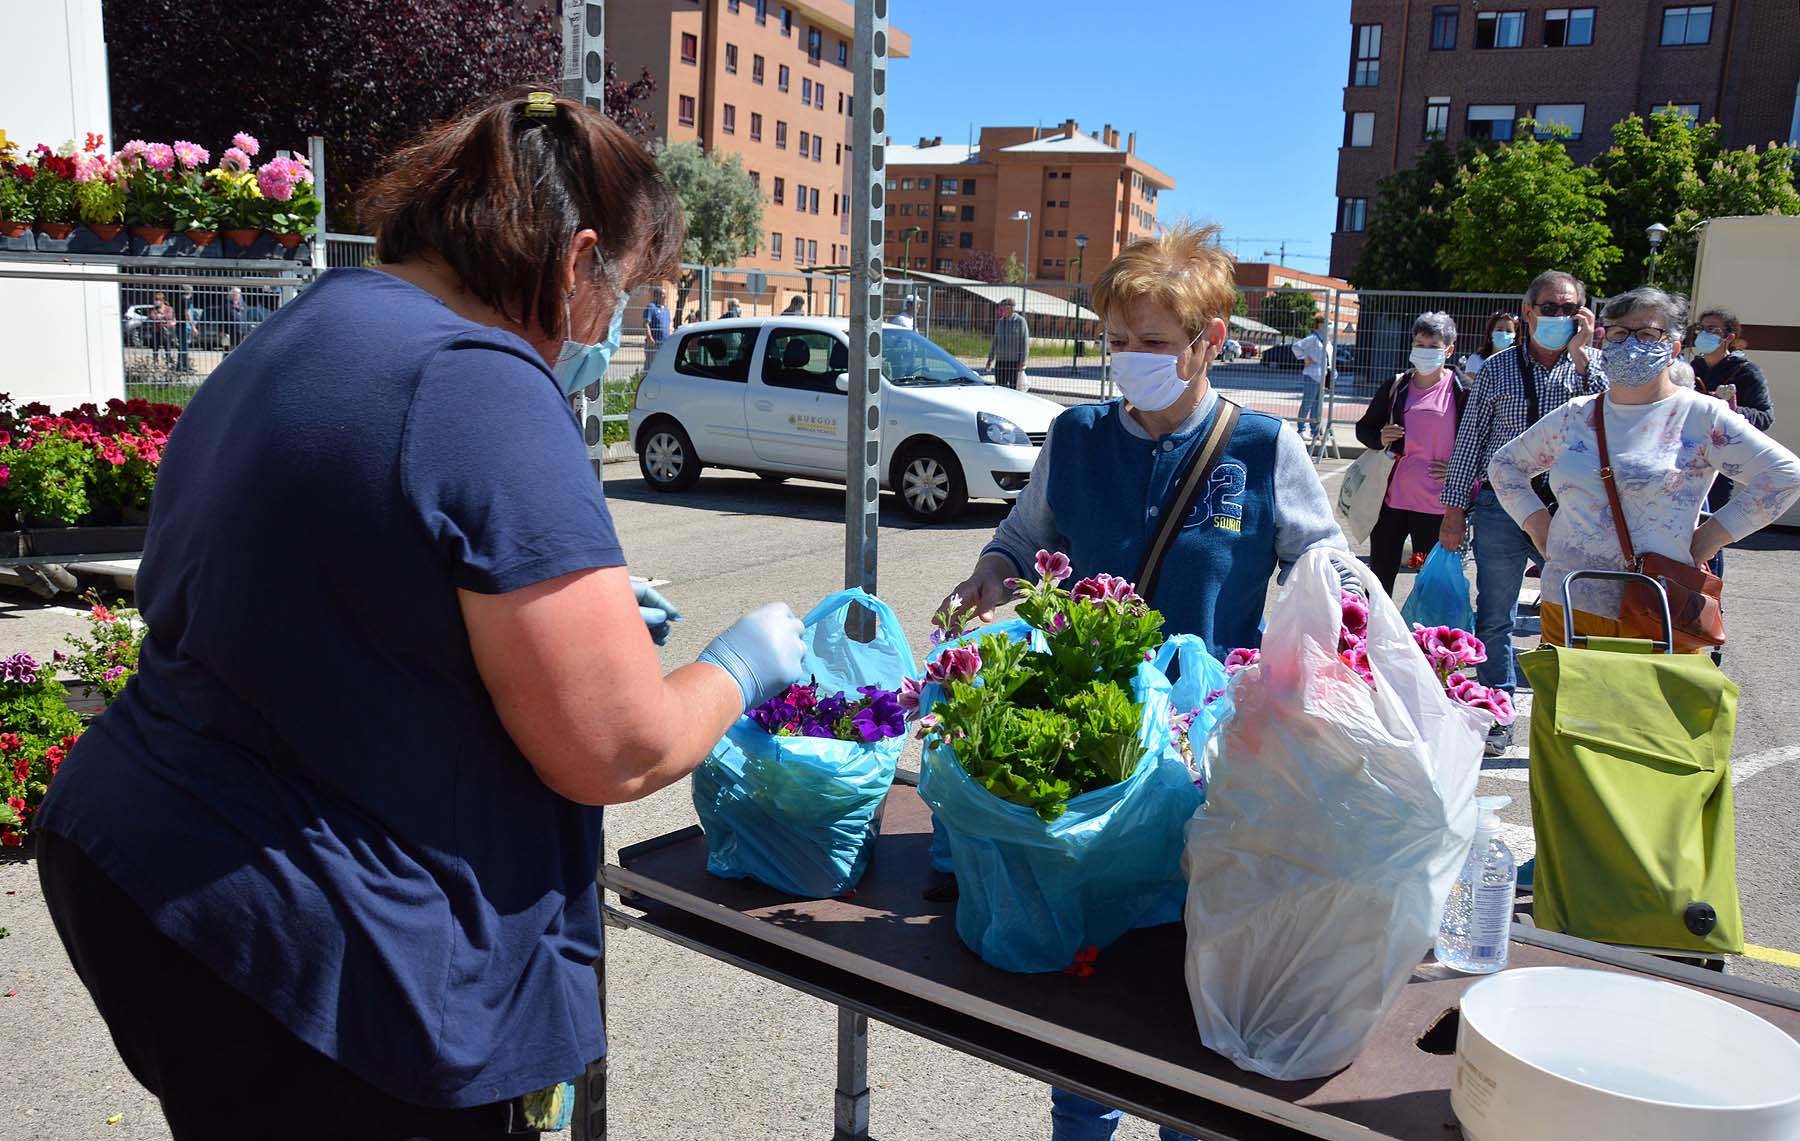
1559 570 1673 654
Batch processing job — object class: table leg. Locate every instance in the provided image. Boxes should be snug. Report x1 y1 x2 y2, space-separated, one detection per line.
574 953 608 1141
832 1006 871 1140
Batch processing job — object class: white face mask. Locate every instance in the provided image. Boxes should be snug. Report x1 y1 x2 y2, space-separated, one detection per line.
1409 346 1448 374
1110 330 1207 412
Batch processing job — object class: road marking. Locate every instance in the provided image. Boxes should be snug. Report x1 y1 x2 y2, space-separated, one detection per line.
1744 943 1800 970
1482 741 1800 788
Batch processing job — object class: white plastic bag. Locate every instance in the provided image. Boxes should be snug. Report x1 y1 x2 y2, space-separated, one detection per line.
1182 549 1485 1080
1334 446 1395 547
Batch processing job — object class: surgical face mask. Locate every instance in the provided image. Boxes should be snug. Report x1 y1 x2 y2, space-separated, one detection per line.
1409 346 1448 374
1490 330 1516 351
1693 331 1723 355
1532 315 1575 352
1600 337 1676 388
1110 331 1206 412
554 287 629 396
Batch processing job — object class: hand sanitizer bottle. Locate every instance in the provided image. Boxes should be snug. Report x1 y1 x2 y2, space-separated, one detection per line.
1435 796 1517 974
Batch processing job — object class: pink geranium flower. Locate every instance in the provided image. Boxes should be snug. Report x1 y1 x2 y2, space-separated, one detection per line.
897 675 923 714
1223 647 1260 675
144 143 175 171
172 140 209 169
1340 590 1369 639
1034 549 1072 585
1447 673 1515 725
924 645 981 685
232 131 260 157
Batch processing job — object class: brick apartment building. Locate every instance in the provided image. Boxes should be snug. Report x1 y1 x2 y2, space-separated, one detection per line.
607 0 912 275
882 120 1175 282
1330 0 1800 280
1235 263 1361 339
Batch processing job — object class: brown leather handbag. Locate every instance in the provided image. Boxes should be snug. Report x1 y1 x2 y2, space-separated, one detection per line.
1592 399 1726 652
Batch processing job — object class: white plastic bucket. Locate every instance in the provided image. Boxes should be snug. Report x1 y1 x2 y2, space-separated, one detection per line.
1453 967 1800 1141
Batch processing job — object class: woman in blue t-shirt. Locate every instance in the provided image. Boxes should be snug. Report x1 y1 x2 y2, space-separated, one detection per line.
35 90 805 1138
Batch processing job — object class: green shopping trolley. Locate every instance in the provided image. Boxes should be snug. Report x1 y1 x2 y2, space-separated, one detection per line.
1516 570 1743 962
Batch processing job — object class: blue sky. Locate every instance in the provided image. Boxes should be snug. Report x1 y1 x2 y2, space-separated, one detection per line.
885 0 1352 271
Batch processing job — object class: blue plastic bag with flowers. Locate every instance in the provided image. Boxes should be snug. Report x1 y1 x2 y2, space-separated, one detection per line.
914 552 1212 973
692 588 916 899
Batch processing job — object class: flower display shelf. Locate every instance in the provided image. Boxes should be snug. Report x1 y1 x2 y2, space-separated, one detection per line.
0 525 147 562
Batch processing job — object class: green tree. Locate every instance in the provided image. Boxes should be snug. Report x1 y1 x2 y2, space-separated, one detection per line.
1353 139 1481 290
1592 108 1800 294
1439 121 1620 293
1003 251 1024 284
653 141 763 317
1258 289 1319 338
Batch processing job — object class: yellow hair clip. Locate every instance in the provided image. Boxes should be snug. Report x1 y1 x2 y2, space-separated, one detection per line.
524 91 558 119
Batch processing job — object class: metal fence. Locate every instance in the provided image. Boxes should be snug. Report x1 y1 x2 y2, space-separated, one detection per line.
114 265 311 408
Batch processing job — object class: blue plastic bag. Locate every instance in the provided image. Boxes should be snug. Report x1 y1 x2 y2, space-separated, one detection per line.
1400 544 1476 633
1153 634 1232 789
692 589 916 898
917 622 1203 973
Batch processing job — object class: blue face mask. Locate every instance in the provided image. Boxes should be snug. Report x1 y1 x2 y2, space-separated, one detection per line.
1693 331 1723 355
1532 315 1575 352
554 290 628 397
1491 331 1516 351
1600 338 1675 389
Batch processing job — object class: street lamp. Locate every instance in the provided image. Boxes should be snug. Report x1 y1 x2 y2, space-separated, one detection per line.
900 225 923 285
1071 232 1089 370
1012 210 1032 312
1645 221 1670 285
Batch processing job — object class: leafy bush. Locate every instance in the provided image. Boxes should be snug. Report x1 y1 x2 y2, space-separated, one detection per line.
60 593 145 706
0 652 86 848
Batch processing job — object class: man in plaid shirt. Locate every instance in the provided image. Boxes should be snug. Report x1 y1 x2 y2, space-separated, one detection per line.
1439 270 1607 755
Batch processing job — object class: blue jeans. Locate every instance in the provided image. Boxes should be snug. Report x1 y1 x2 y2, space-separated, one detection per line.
1296 377 1323 433
1051 1087 1195 1141
1470 487 1535 692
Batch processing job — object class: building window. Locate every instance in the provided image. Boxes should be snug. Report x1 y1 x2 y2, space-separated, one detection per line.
807 26 823 62
1656 101 1703 122
800 130 810 156
837 92 844 114
897 203 912 216
750 112 763 141
1351 24 1381 86
1340 197 1367 233
814 84 826 110
678 95 696 126
807 239 817 263
810 187 820 214
1475 11 1525 49
837 39 848 66
1532 103 1586 140
938 204 956 219
1042 228 1054 238
1425 96 1451 139
963 179 976 194
802 78 812 103
918 177 932 190
1059 200 1069 208
680 33 698 65
835 143 842 164
832 193 839 215
1544 8 1595 46
959 232 973 249
900 177 913 190
796 183 806 212
755 0 767 23
937 232 954 248
728 0 739 10
941 180 959 196
1467 104 1517 141
749 170 759 189
961 205 975 222
753 54 765 84
936 258 952 272
1042 258 1054 267
725 43 738 73
772 177 785 205
811 136 822 161
884 178 897 190
1661 5 1713 46
771 231 782 259
778 64 790 91
780 6 792 35
1430 5 1458 49
775 120 787 148
1346 111 1375 148
722 104 736 134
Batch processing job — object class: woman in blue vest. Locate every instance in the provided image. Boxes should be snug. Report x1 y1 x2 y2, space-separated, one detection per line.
941 222 1348 1141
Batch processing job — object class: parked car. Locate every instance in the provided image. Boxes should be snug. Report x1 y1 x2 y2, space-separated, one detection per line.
195 302 273 349
1219 338 1242 362
1238 341 1261 359
629 317 1064 523
1260 343 1302 369
121 304 154 347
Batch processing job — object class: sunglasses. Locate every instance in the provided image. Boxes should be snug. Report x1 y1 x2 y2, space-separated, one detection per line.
1534 302 1581 317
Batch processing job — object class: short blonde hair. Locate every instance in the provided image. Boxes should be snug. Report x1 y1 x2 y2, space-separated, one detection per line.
1091 222 1235 338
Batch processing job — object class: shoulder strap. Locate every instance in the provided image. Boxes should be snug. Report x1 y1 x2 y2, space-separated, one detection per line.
1389 372 1410 425
1519 341 1541 425
1135 399 1241 603
1591 398 1640 571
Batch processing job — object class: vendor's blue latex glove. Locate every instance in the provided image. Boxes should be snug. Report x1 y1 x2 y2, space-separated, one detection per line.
698 603 806 709
632 580 683 646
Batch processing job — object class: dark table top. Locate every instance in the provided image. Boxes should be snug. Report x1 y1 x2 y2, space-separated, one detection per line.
605 784 1800 1141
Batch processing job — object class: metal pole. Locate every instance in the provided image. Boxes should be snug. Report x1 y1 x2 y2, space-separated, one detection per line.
844 0 888 614
561 0 609 482
833 1006 871 1140
307 137 327 277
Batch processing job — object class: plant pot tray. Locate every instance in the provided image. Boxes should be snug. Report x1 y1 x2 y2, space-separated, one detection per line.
0 526 148 559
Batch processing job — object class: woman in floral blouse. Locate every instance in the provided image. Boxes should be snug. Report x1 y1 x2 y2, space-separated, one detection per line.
1488 287 1800 645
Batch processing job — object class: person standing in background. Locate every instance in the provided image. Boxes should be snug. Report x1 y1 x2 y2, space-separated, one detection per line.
1689 307 1775 575
984 298 1029 390
891 294 916 329
642 286 671 363
1292 315 1331 442
1461 311 1519 380
177 284 200 373
150 291 177 370
225 287 249 354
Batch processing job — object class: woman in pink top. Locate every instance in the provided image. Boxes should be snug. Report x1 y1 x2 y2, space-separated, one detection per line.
1354 311 1471 595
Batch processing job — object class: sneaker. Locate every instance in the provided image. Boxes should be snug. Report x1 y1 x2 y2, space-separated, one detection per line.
1515 857 1535 892
1484 721 1513 757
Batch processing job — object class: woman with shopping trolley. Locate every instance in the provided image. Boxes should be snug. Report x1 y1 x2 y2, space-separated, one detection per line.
1487 286 1800 647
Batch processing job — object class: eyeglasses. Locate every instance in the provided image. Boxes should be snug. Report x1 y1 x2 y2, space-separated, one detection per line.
1696 324 1731 337
1534 302 1581 317
1601 325 1671 346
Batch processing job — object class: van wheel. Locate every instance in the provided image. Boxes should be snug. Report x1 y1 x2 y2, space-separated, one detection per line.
638 420 702 491
894 442 968 523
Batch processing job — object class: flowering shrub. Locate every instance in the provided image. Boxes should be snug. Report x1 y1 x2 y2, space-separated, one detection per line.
918 550 1166 822
59 592 145 706
750 679 906 743
0 395 179 524
24 144 79 225
0 132 34 224
0 652 85 848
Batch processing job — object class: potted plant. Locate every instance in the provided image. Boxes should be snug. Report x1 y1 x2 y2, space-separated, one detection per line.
25 143 80 244
216 132 264 253
117 140 177 252
0 648 86 854
258 154 318 253
72 146 127 253
168 139 218 249
0 150 32 249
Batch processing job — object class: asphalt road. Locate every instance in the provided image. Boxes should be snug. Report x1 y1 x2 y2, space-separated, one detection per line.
2 459 1797 1141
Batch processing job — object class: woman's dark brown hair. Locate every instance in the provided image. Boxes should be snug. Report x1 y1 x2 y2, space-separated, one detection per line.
1483 309 1519 342
1695 307 1746 350
361 86 683 339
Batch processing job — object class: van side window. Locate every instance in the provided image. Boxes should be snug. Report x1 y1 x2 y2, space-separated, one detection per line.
673 329 756 381
762 329 848 392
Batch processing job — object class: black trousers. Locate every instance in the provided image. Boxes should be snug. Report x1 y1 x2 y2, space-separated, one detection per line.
1368 504 1443 598
993 360 1023 389
37 830 517 1141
